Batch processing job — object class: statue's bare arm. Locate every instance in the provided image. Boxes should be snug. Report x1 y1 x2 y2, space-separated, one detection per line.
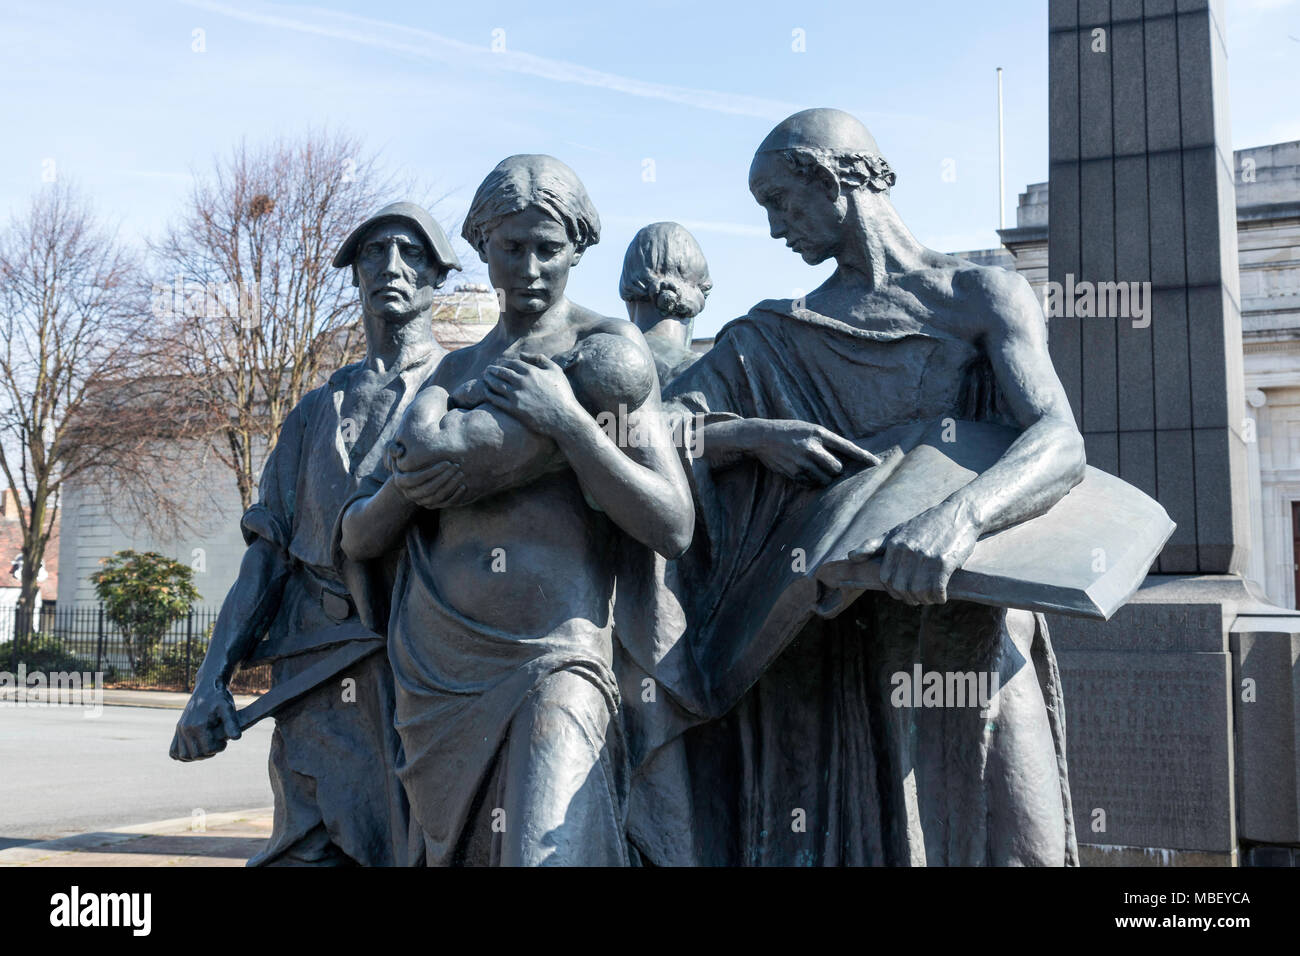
392 384 568 499
170 536 289 760
875 268 1086 605
946 268 1087 533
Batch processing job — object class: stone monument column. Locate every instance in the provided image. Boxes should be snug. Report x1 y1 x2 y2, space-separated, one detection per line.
1047 0 1300 866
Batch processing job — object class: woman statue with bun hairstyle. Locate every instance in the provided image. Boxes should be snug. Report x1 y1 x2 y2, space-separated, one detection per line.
619 222 712 386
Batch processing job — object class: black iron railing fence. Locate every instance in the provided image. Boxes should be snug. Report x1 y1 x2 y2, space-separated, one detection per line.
0 604 269 694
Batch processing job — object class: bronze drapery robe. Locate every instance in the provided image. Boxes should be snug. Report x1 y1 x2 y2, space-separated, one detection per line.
617 300 1077 866
243 350 438 866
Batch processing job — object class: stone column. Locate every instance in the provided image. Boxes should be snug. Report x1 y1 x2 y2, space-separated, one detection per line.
1047 0 1300 866
1048 0 1246 574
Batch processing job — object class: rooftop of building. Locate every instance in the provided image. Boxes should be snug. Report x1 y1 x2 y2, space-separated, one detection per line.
995 140 1299 246
431 283 499 350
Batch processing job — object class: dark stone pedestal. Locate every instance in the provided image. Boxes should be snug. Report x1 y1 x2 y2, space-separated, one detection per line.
1050 574 1300 866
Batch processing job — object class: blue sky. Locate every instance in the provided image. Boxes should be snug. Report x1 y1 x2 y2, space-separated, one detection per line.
2 0 1297 337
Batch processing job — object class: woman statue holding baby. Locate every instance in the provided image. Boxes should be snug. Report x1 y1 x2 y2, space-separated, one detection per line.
339 154 693 867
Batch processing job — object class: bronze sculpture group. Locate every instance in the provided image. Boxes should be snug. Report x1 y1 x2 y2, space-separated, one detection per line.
171 108 1169 867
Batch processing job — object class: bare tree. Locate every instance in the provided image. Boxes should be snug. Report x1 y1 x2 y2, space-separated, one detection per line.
151 128 441 511
0 181 152 618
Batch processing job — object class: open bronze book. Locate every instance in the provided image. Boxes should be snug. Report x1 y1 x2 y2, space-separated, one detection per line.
742 419 1174 626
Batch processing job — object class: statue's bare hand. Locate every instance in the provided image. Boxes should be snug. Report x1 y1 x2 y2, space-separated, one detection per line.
448 378 489 410
481 354 586 438
748 420 879 485
170 679 242 762
876 500 981 605
392 460 470 510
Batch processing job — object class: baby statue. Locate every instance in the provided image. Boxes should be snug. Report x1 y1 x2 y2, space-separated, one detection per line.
388 332 657 503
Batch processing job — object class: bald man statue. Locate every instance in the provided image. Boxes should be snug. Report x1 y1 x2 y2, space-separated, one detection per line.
651 108 1085 866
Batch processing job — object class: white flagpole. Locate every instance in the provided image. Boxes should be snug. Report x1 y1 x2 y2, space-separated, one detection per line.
997 66 1006 231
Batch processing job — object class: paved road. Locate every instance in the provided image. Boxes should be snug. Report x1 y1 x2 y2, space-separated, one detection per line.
0 704 273 845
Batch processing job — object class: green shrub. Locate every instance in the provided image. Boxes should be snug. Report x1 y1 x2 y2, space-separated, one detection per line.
11 633 95 673
91 550 200 678
145 624 211 686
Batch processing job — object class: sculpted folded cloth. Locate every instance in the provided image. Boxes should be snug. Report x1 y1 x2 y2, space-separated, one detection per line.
239 352 437 867
387 332 657 487
388 563 629 866
620 301 1077 867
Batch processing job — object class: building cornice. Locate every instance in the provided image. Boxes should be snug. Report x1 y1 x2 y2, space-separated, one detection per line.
997 225 1048 246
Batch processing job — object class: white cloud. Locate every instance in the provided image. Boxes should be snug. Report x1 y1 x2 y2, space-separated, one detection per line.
179 0 807 120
